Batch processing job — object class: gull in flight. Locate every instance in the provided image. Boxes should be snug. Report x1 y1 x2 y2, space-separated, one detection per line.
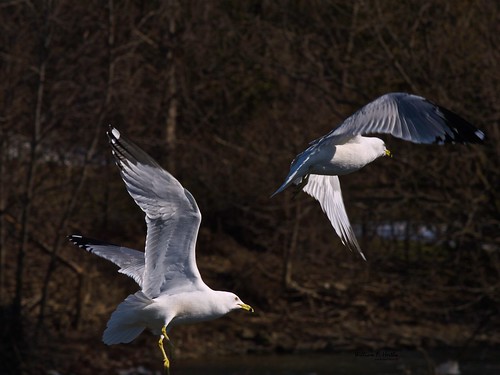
69 127 253 374
272 92 485 260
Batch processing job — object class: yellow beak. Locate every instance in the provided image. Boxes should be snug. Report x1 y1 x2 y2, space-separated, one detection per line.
238 303 254 313
385 149 392 158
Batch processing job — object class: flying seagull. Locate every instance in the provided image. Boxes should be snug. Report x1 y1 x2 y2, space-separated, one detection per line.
271 92 485 260
69 127 253 373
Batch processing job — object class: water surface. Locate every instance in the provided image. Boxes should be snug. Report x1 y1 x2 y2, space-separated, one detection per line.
173 349 500 375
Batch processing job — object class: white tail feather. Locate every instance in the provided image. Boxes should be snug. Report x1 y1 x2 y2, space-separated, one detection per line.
103 292 152 345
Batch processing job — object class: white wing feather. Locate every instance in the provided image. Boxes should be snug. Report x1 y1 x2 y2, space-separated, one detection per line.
108 127 208 298
69 235 145 286
303 175 366 260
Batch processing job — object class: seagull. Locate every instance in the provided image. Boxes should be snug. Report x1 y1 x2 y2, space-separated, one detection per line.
271 92 485 260
69 127 253 374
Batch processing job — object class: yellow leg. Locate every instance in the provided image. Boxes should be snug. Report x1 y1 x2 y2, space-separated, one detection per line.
158 326 171 375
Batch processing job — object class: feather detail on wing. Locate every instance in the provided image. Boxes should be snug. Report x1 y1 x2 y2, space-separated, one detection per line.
68 235 145 286
107 127 208 298
318 93 485 146
303 175 366 260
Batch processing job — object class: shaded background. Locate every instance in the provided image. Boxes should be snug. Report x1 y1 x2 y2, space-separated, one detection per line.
0 1 499 374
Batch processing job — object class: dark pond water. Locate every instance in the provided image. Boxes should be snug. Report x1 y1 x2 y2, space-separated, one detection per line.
169 348 499 375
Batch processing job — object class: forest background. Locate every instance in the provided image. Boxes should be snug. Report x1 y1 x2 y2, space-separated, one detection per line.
0 1 499 374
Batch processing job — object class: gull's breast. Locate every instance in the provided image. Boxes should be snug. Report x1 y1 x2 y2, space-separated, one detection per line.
148 291 225 331
308 141 378 176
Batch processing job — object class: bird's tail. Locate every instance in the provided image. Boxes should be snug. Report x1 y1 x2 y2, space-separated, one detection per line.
102 291 152 345
271 148 313 198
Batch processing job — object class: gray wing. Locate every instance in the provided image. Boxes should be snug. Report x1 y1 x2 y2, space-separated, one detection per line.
68 235 145 286
107 127 208 299
303 175 366 260
318 92 485 145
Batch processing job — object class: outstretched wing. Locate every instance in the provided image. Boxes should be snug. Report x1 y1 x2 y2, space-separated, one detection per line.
107 127 208 299
69 235 145 286
318 92 485 145
303 175 366 260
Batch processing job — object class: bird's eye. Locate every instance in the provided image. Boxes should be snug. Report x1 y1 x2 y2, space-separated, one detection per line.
234 296 238 301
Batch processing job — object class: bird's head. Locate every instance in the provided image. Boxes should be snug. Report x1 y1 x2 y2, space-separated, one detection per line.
226 292 254 313
365 137 392 160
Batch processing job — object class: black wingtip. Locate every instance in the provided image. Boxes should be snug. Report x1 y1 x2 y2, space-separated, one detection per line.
106 125 121 143
105 126 162 169
68 234 88 249
68 234 120 252
106 126 130 168
435 105 486 144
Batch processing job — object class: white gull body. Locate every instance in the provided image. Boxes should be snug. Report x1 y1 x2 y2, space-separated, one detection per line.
69 127 253 365
272 92 485 260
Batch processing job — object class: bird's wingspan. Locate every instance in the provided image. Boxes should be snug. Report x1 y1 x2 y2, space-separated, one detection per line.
320 93 485 145
69 235 145 286
303 175 366 260
107 127 207 299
